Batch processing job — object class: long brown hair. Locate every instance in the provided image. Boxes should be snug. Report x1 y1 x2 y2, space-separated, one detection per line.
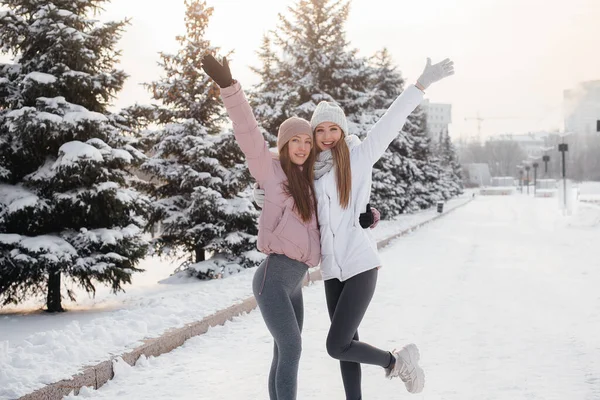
317 131 352 209
279 143 318 223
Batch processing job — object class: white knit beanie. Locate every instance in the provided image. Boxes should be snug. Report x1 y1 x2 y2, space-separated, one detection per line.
310 101 348 134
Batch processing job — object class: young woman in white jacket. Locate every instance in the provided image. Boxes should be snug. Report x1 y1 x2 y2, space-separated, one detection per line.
310 57 453 398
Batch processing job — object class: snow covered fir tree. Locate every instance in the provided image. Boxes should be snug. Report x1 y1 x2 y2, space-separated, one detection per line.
250 0 372 136
248 35 281 146
407 116 452 209
0 1 150 312
361 49 463 215
436 129 463 198
367 48 428 216
123 0 261 279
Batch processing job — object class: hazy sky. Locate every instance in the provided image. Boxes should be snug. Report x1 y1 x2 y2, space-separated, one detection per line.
98 0 598 140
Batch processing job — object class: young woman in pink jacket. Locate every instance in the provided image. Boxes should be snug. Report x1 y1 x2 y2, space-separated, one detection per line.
202 54 319 400
203 54 383 399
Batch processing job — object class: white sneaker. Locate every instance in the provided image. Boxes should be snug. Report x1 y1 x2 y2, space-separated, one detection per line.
385 343 425 394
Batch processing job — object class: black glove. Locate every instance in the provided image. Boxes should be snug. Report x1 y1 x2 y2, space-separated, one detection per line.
201 54 233 88
358 203 374 229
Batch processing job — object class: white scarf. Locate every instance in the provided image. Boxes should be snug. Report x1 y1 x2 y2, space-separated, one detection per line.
314 135 361 180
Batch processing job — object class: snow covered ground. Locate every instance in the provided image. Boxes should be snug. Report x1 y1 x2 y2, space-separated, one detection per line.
0 195 470 399
579 181 600 202
63 194 600 400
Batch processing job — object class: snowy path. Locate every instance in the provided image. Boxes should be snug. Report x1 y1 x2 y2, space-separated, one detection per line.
68 195 600 400
0 196 470 399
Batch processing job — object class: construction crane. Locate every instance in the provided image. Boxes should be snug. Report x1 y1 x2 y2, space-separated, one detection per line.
464 113 484 142
464 112 530 142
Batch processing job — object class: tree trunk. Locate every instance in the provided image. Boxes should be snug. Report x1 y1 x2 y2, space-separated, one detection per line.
46 270 64 313
195 245 205 263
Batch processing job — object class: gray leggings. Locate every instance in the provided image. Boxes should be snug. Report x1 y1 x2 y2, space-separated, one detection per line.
252 254 308 400
325 268 392 400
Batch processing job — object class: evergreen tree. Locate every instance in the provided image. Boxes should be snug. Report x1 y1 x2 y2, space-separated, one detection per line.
437 129 463 197
251 0 372 135
371 128 421 216
0 1 149 312
368 48 412 216
249 35 284 146
130 0 260 279
368 48 401 110
367 49 443 216
407 115 448 208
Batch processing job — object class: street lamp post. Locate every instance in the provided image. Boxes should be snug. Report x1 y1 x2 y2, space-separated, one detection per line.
542 155 550 176
558 142 569 209
518 169 524 193
533 162 539 196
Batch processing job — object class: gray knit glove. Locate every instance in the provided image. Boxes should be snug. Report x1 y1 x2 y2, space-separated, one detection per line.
416 58 454 89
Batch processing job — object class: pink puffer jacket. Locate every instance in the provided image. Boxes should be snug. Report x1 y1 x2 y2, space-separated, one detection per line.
221 82 321 268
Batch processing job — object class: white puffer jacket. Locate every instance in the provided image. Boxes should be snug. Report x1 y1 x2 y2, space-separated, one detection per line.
315 85 424 281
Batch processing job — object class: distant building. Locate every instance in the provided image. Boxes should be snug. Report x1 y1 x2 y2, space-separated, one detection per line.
564 80 600 135
491 177 514 187
421 99 452 141
463 163 491 187
487 132 551 158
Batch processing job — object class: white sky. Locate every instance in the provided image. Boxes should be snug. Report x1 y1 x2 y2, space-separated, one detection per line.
59 0 600 139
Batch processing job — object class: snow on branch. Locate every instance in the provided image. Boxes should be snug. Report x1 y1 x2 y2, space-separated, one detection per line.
76 225 142 247
0 184 42 214
55 141 103 168
63 111 108 124
0 233 78 265
24 72 57 84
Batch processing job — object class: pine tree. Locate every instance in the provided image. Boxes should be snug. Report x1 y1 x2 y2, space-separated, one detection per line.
367 49 462 213
251 0 372 134
129 0 260 279
408 114 447 208
249 35 284 146
371 129 421 216
437 129 463 197
368 48 402 110
368 48 411 216
366 49 442 216
0 1 149 312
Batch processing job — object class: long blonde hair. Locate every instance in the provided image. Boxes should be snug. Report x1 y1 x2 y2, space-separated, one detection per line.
279 144 318 222
318 130 352 209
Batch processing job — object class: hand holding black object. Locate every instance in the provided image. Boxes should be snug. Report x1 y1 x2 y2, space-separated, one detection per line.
201 54 233 88
359 203 374 229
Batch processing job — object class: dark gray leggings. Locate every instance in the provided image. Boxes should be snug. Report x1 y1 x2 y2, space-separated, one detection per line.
325 268 391 400
252 254 308 400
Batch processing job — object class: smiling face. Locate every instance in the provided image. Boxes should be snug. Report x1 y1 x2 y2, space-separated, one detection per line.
287 133 313 165
314 122 343 152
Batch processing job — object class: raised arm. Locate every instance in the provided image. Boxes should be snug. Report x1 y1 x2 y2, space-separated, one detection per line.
202 55 273 182
356 58 454 165
356 85 424 165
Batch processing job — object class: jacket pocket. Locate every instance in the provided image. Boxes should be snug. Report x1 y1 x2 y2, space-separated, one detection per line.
273 206 291 236
261 200 283 232
273 206 309 260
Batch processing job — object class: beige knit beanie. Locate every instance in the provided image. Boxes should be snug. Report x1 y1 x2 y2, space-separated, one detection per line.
277 117 312 153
